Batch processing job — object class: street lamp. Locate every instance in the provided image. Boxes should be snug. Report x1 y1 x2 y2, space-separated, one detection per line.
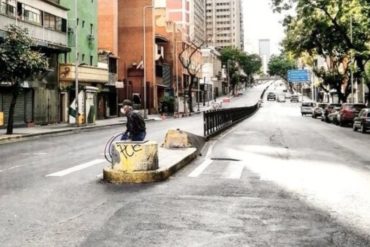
74 0 79 126
174 40 187 115
143 5 153 119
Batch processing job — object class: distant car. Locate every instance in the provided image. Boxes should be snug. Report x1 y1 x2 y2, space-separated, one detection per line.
290 95 299 103
277 94 286 102
301 102 316 116
338 103 366 126
267 92 276 101
312 103 327 118
353 108 370 133
322 103 341 122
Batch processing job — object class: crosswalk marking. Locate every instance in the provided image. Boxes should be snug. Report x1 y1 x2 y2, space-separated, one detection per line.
46 159 106 177
188 159 213 178
221 163 244 179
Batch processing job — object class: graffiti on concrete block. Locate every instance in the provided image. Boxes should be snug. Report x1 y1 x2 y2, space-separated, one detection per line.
117 144 143 159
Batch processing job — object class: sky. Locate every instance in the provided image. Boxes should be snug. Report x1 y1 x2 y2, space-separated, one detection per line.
243 0 285 55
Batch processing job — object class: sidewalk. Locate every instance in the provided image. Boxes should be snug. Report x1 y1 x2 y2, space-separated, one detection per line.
0 95 232 144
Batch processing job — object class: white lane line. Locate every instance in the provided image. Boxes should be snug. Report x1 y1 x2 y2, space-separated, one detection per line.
0 165 27 173
221 163 244 179
188 159 213 178
46 159 106 177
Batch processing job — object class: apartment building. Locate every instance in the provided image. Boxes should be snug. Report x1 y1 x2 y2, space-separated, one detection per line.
58 0 110 124
0 0 69 126
166 0 205 44
205 0 243 50
259 39 270 75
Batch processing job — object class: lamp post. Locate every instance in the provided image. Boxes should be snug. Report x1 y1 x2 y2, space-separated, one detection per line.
350 16 354 103
143 5 153 119
175 41 180 114
74 0 79 126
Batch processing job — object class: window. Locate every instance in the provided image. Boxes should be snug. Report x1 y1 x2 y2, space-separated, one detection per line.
6 0 16 17
44 12 56 30
22 5 41 24
81 54 85 62
82 20 85 28
0 0 6 14
90 56 93 66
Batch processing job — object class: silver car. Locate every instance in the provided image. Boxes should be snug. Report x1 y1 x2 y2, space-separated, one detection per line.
301 102 316 116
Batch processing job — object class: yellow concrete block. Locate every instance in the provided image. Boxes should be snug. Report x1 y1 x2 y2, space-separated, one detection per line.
0 112 3 126
162 129 191 148
111 141 158 172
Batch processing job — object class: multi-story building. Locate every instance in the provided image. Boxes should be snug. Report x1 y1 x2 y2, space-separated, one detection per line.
0 0 69 126
97 0 119 119
205 0 243 50
166 0 190 41
190 0 206 44
259 39 270 75
201 47 222 100
166 0 205 44
58 0 110 124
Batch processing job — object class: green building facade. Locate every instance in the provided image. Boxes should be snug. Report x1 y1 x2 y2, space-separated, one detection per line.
59 0 98 66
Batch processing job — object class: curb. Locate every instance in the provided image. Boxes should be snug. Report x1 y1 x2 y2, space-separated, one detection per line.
103 148 198 183
0 122 125 144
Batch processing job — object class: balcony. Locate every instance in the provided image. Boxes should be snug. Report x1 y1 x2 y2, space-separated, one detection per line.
0 15 67 49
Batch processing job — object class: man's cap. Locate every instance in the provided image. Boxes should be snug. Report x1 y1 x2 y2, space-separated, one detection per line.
122 99 133 106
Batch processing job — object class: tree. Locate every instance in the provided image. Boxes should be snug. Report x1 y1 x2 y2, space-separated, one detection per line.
268 54 297 88
239 54 262 86
271 0 370 104
0 25 48 134
178 41 204 112
220 48 262 95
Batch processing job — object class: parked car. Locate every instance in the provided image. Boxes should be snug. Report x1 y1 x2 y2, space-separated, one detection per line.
267 92 276 101
277 94 286 102
290 95 299 103
328 106 341 124
301 102 316 116
338 103 366 126
353 108 370 133
321 103 341 122
312 103 327 118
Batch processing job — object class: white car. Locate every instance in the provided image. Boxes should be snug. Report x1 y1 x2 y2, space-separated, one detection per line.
301 102 316 116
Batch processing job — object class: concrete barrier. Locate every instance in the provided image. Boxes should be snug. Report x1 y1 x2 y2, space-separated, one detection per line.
103 140 159 183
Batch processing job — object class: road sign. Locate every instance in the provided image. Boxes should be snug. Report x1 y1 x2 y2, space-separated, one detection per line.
288 70 309 83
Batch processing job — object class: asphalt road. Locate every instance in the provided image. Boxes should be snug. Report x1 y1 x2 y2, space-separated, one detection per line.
1 80 370 246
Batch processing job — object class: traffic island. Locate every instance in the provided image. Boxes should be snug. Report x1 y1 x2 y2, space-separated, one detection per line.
103 130 204 184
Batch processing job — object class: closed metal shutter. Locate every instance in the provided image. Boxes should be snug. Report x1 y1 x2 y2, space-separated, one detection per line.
1 91 26 125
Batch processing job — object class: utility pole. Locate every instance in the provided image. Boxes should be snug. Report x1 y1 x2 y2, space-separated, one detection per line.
350 15 354 103
74 0 79 126
143 5 153 119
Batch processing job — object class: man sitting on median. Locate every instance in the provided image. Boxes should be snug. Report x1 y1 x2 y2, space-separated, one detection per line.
120 99 146 141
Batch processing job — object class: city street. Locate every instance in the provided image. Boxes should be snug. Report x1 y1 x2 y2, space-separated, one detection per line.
1 81 370 246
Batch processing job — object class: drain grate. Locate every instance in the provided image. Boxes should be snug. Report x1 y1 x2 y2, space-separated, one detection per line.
211 158 241 162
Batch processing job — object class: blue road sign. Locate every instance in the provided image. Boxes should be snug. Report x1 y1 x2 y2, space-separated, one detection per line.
288 70 309 83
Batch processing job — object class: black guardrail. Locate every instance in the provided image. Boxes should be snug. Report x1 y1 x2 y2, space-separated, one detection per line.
203 85 270 139
203 104 258 139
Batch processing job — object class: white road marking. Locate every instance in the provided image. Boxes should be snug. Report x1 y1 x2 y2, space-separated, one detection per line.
46 159 106 177
188 159 212 178
0 165 26 173
221 163 244 179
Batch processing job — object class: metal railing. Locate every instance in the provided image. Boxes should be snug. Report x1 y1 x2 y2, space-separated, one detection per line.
203 104 258 139
203 85 270 139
